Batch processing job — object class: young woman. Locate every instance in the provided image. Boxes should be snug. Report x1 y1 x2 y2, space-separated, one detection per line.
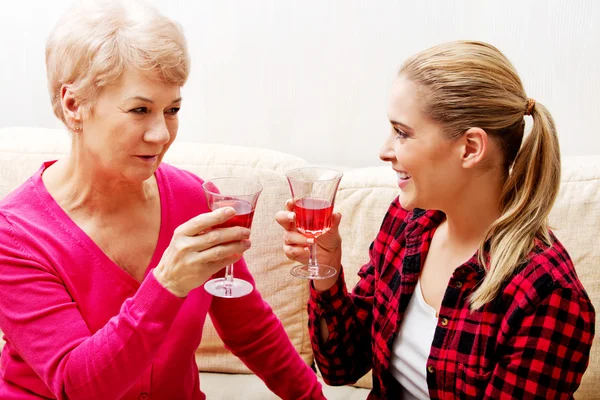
277 41 595 399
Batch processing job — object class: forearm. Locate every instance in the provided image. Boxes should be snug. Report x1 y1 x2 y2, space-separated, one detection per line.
68 277 181 398
308 268 373 385
210 260 324 400
231 309 323 399
5 271 184 400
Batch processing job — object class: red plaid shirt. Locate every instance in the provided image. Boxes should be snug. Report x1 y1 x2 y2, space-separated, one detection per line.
308 197 595 399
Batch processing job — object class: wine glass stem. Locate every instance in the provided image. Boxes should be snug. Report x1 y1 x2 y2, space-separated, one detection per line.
308 242 318 276
225 264 234 287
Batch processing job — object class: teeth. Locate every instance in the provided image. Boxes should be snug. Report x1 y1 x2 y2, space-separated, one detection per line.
397 171 411 180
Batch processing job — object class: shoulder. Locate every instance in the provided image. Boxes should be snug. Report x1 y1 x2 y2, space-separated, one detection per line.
156 163 210 217
1 162 51 220
0 176 44 241
0 176 37 211
0 211 45 269
157 163 205 186
157 163 205 199
502 233 594 315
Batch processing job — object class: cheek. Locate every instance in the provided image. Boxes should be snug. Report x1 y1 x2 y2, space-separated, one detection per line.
167 121 178 143
411 146 456 188
393 141 412 163
422 153 461 195
423 140 457 169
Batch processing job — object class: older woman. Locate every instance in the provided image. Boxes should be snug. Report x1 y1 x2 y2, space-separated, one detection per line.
0 1 324 399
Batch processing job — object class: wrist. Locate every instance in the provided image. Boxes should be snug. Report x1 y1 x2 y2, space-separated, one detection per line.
324 248 342 270
313 270 340 292
153 267 188 298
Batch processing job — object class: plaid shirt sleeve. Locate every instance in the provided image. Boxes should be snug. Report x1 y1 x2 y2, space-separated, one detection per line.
307 198 408 386
480 265 595 399
307 266 374 385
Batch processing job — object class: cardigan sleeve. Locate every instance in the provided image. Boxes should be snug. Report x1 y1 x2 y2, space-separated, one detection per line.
0 213 185 400
208 257 325 400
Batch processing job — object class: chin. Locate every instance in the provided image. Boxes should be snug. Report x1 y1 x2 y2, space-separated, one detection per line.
397 194 417 211
140 167 159 181
123 166 158 183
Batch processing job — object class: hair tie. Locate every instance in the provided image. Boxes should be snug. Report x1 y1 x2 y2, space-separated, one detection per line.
525 98 536 116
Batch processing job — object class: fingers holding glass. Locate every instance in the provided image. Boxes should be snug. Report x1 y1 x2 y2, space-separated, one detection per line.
202 177 262 298
285 167 342 280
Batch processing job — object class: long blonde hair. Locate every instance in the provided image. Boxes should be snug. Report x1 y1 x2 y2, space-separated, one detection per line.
399 41 561 309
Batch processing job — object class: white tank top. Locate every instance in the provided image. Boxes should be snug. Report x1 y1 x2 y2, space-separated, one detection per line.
390 279 438 400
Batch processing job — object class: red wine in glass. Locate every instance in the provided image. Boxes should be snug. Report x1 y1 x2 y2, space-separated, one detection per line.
202 178 262 298
212 199 255 229
293 198 333 238
285 167 342 280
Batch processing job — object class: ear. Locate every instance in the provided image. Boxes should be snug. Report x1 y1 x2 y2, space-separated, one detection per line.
60 85 83 133
459 127 488 168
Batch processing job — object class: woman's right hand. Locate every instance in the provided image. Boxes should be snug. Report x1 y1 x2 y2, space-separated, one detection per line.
153 207 251 297
275 199 343 292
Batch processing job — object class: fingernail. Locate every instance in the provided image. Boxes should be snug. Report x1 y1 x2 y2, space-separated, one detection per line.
223 207 236 217
241 228 251 237
306 238 314 244
243 239 252 248
288 212 295 220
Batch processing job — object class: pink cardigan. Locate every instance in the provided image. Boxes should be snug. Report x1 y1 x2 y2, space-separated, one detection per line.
0 161 324 399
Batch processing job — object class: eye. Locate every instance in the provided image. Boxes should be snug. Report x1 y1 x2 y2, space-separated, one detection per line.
393 126 409 139
130 107 149 114
165 107 180 115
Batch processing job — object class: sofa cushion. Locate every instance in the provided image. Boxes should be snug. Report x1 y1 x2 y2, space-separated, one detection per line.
199 372 369 400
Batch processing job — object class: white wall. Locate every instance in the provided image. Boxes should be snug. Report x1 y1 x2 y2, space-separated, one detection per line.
1 0 599 167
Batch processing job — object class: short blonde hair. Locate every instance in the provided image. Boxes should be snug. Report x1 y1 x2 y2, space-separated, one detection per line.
46 0 190 123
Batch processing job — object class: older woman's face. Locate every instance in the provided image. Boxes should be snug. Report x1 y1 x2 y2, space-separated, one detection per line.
79 67 181 182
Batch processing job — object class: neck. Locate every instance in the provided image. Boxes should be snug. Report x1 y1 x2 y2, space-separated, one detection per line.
440 171 504 251
43 152 157 216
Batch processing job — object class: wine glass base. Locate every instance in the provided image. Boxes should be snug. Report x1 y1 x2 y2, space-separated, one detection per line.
204 278 253 298
290 264 337 280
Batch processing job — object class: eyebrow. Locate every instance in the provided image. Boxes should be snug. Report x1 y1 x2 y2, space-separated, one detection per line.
125 96 182 104
389 119 414 132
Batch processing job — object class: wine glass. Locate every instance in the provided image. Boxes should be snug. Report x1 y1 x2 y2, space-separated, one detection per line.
285 167 343 280
202 177 262 298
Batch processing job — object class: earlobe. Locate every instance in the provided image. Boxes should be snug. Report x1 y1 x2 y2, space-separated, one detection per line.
461 127 488 168
60 85 82 132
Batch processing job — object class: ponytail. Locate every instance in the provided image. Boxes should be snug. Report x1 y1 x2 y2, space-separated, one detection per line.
470 102 561 309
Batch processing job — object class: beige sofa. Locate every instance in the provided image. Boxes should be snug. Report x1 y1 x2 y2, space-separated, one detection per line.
0 127 598 399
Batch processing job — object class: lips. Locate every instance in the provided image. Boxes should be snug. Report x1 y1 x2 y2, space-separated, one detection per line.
137 155 159 162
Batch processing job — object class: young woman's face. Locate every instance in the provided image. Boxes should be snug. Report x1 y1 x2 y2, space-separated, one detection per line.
379 76 465 211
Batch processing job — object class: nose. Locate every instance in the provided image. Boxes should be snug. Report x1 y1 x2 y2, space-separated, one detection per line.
379 133 395 162
144 115 171 145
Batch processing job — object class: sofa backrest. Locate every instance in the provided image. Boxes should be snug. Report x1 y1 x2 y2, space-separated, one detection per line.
0 127 598 398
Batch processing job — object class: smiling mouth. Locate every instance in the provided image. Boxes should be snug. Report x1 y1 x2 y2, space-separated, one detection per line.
397 171 412 180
